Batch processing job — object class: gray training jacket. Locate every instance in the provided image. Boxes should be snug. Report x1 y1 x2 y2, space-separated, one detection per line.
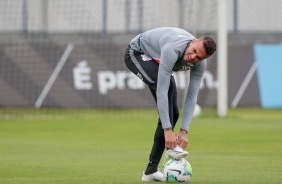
130 27 207 131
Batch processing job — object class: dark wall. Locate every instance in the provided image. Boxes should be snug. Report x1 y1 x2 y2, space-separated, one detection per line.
1 32 281 108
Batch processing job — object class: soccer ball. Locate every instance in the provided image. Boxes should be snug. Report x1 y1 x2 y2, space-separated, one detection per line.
163 158 192 183
193 104 202 118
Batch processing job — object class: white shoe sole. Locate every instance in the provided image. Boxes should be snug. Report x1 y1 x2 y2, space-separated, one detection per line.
166 150 188 160
141 171 165 182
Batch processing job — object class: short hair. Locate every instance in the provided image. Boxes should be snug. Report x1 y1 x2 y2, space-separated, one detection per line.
198 36 216 56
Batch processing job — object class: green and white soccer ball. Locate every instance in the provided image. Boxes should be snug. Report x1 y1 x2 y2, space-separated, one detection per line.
163 158 192 183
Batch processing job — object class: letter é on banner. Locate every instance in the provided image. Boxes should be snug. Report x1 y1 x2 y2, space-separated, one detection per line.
73 60 93 90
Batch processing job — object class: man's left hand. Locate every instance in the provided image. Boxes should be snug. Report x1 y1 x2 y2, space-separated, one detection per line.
176 129 188 148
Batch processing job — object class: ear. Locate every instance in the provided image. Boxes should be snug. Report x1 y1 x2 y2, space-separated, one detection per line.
191 39 197 44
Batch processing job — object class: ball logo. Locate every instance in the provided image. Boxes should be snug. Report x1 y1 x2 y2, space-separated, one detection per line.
167 169 182 175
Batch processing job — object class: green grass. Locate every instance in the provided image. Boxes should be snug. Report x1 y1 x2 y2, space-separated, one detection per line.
0 108 282 184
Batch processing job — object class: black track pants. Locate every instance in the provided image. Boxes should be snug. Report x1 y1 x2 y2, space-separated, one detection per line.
124 46 179 164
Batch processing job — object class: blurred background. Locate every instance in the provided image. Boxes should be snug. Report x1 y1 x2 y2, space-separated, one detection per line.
0 0 282 119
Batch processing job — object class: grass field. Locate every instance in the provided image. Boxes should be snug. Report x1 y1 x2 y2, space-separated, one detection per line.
0 108 282 184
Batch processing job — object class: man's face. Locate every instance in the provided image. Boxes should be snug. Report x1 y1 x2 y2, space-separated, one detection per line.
184 39 209 63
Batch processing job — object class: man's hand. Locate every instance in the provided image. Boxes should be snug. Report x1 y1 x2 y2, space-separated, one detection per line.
176 129 188 148
164 128 177 149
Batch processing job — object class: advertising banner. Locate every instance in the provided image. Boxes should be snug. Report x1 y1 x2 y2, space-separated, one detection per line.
1 36 278 108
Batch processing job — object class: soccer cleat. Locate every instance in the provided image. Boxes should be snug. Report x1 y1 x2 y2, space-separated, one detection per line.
166 146 188 160
141 170 165 182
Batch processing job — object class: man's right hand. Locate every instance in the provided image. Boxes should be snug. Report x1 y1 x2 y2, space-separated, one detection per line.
164 128 177 149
